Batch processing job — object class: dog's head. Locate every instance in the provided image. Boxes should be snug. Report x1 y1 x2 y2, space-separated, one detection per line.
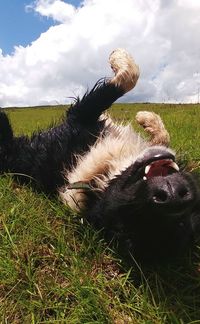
88 146 200 262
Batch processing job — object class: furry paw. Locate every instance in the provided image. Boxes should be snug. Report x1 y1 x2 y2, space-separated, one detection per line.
109 48 140 93
136 111 170 146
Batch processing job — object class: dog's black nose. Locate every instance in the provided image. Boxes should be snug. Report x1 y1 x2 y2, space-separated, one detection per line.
148 175 193 207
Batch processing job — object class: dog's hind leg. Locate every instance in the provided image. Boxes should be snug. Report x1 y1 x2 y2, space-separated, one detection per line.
135 111 170 146
67 49 140 126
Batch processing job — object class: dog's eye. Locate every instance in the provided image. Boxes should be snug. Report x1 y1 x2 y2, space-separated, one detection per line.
143 159 179 180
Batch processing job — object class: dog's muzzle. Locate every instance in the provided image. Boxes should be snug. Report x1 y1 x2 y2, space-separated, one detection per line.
147 174 194 211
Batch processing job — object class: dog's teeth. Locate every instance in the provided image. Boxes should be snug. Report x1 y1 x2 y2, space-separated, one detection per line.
143 176 147 181
145 165 151 175
170 161 179 171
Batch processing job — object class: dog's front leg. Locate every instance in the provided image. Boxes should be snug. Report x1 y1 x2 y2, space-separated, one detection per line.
67 49 140 128
136 111 170 146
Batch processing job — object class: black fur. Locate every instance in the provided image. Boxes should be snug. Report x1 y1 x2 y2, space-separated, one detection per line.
0 81 123 193
87 159 200 262
0 79 200 262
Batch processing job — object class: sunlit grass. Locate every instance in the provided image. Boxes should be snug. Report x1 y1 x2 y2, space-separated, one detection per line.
0 104 200 322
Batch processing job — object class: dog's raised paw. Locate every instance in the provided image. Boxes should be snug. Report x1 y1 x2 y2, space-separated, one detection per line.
109 48 140 93
136 111 170 146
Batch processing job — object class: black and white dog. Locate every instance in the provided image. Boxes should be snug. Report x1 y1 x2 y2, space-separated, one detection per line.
0 49 200 262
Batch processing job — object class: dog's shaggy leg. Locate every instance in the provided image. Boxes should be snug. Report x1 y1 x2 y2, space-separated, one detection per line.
67 49 139 126
136 111 170 146
109 48 140 93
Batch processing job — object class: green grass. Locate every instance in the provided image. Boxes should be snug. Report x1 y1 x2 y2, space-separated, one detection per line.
109 103 200 162
6 106 66 136
1 103 200 323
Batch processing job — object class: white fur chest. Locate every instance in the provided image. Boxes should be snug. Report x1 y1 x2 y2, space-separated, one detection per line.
60 117 148 210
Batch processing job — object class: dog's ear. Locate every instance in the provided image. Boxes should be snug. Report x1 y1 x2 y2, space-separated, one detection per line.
0 111 13 144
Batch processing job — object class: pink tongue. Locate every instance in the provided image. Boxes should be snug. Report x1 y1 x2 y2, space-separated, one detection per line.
146 160 173 178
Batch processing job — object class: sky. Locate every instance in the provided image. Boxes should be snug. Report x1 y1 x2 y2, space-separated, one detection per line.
0 0 200 107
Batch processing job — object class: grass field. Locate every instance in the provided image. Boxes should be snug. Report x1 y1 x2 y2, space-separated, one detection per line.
1 103 200 323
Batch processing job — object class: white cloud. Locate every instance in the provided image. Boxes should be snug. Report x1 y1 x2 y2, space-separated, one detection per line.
0 0 200 107
27 0 76 23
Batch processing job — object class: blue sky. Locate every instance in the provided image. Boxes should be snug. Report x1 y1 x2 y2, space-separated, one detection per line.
0 0 199 107
0 0 81 55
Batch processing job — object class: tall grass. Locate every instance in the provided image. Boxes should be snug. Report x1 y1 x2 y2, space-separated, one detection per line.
0 104 200 323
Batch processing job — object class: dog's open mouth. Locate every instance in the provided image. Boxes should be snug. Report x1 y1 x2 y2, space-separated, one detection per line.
133 148 180 181
143 159 179 180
